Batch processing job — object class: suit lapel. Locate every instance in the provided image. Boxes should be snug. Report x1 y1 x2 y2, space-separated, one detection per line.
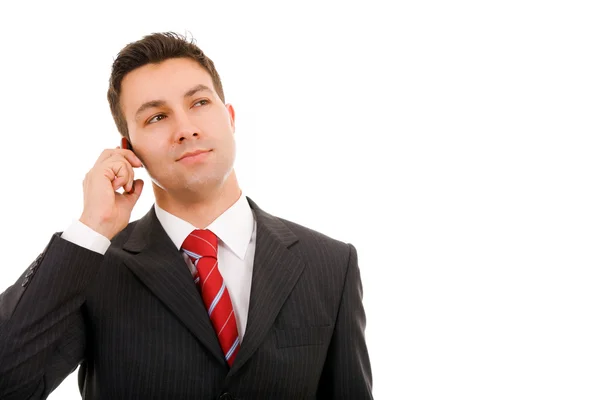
227 197 306 377
121 206 226 366
118 198 306 373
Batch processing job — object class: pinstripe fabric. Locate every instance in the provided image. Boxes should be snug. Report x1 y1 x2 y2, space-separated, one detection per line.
0 197 373 399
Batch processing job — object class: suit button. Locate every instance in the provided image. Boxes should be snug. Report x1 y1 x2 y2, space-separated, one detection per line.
21 277 30 287
219 393 235 400
25 269 35 277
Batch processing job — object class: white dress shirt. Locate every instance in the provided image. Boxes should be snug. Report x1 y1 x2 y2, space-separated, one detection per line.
61 193 257 341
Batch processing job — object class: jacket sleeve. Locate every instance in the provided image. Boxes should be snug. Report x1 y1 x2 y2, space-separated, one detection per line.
317 243 374 399
0 233 103 399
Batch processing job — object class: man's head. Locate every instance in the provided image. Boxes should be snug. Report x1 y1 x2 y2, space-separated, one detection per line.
107 32 238 203
108 32 226 141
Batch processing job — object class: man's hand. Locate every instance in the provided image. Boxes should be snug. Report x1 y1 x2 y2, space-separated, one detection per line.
79 147 144 240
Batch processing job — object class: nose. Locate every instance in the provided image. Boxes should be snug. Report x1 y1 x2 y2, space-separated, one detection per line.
172 110 203 144
178 132 199 144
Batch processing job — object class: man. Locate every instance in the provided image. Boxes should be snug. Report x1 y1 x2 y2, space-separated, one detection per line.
0 32 373 399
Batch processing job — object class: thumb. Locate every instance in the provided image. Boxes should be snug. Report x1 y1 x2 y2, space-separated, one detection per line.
125 179 144 203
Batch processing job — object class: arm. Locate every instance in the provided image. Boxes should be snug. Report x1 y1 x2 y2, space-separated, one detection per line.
317 243 374 399
0 145 143 399
0 227 105 399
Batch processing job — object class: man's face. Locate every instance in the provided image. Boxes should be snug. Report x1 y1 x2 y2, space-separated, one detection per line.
120 57 236 198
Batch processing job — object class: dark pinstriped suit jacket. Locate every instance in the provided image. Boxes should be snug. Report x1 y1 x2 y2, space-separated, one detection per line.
0 196 373 399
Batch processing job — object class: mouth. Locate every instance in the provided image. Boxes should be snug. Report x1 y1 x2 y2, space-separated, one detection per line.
177 149 212 161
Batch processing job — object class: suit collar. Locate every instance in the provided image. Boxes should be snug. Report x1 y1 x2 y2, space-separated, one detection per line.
122 196 306 374
123 196 298 252
153 193 255 260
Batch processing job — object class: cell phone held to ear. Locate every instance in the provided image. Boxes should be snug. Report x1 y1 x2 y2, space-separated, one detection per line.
120 137 134 194
121 137 132 152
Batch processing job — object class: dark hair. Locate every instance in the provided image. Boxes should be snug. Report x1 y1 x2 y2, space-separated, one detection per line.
107 32 225 140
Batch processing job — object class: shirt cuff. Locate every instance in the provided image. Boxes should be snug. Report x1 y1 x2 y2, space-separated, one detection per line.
61 220 111 255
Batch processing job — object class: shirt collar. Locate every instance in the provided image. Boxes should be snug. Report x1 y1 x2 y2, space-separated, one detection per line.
154 193 255 260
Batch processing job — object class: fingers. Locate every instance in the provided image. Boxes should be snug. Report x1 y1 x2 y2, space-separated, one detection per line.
124 179 144 200
123 158 135 193
98 148 143 168
108 161 131 192
80 146 146 240
93 147 142 193
122 150 143 169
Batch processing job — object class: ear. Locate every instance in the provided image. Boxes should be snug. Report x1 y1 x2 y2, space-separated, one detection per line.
226 103 236 134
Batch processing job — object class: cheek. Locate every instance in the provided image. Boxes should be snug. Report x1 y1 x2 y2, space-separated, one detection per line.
198 118 223 134
137 143 172 170
218 133 235 153
202 109 233 130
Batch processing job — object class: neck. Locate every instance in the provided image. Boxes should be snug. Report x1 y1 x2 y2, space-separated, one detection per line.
152 171 242 229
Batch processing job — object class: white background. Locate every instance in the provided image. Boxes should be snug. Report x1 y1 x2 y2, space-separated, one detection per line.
0 1 599 399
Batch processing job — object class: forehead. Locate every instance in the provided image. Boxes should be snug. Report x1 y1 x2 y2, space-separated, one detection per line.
120 58 215 117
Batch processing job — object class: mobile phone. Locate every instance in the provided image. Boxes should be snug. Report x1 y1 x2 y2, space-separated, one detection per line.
120 137 134 194
121 137 133 153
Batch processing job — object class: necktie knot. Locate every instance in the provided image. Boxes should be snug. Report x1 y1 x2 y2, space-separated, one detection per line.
182 229 218 259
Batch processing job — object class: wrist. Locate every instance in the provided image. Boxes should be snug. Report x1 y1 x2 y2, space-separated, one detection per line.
79 215 116 240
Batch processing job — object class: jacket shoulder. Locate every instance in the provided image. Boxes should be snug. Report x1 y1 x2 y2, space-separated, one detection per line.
275 216 351 256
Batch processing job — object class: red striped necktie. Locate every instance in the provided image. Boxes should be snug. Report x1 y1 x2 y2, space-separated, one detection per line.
181 229 240 367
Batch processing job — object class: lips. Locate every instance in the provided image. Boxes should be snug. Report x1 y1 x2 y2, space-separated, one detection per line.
177 149 211 161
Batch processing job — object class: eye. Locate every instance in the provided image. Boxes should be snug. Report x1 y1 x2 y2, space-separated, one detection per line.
193 99 209 107
147 114 166 124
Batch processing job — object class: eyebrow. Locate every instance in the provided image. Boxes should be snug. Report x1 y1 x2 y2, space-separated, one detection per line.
134 84 214 120
184 83 213 98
